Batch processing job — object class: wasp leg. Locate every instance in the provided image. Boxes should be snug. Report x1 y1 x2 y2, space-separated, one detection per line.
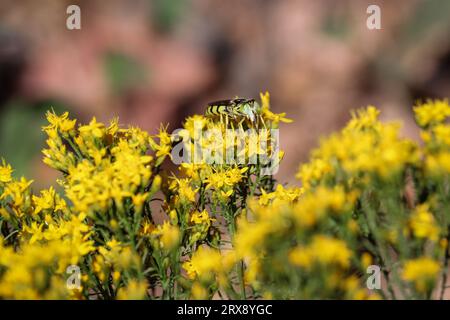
220 113 228 128
237 117 246 129
230 119 235 131
259 114 267 130
225 114 230 128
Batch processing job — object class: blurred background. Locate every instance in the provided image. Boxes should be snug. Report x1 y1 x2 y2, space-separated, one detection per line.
0 0 449 188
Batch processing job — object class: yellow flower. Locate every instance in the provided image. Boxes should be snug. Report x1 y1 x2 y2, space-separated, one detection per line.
0 177 33 210
107 118 119 136
132 192 149 213
188 210 215 245
414 99 450 127
225 167 248 186
63 124 154 214
272 184 303 203
313 109 418 180
244 258 261 286
182 246 222 280
0 159 13 183
79 117 105 138
204 167 247 191
234 218 272 258
293 186 347 228
173 178 197 204
152 221 180 251
23 222 45 244
43 111 76 134
32 187 56 214
0 208 10 220
191 282 208 299
296 158 333 189
155 144 171 159
259 91 292 125
425 151 450 176
289 247 312 269
183 115 208 139
432 124 450 147
309 235 352 268
140 218 155 236
258 188 275 206
191 209 212 225
182 260 197 280
260 91 270 112
402 257 440 293
346 106 380 131
347 219 359 234
150 124 172 163
180 163 205 181
289 236 352 270
440 238 448 250
361 252 373 269
117 280 148 300
106 238 121 251
204 171 226 190
263 110 293 124
218 189 233 201
112 271 121 283
409 204 440 241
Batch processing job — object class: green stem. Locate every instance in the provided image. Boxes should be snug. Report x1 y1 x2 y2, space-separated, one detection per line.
225 208 246 299
64 136 84 160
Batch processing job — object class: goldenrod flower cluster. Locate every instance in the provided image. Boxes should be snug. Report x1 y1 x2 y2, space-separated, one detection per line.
1 95 450 300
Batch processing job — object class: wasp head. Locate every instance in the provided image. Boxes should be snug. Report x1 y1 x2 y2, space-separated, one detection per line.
240 99 261 122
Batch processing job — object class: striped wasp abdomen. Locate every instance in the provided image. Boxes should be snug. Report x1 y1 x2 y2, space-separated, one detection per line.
206 98 260 122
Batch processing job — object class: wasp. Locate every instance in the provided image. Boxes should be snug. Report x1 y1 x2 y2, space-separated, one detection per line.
206 98 261 123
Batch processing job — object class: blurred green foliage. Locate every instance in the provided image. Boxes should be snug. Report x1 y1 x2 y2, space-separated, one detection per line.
322 11 350 39
149 0 186 33
0 100 68 179
402 0 450 45
103 52 148 95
